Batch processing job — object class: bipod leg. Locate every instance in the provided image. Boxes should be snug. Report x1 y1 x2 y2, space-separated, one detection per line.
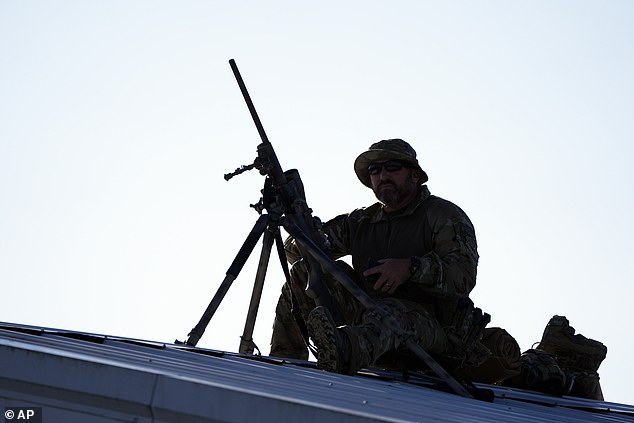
274 230 292 285
182 214 269 347
282 219 474 399
239 223 278 354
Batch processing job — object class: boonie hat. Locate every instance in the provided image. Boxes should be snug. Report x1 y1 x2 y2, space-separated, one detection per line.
354 139 428 188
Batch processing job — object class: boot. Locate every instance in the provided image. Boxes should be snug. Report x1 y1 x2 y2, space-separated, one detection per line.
307 306 374 375
503 348 574 396
537 315 607 373
537 315 607 400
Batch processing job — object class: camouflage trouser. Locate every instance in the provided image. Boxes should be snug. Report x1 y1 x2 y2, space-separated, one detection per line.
269 259 448 363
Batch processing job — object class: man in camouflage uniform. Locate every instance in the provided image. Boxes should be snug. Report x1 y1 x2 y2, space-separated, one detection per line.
270 139 488 375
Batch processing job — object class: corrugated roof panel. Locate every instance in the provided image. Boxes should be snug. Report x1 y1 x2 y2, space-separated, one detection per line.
1 322 632 423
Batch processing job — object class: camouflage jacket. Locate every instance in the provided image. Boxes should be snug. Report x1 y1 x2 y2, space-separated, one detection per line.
286 185 479 318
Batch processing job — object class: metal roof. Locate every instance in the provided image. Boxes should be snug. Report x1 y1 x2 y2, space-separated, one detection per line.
1 321 633 423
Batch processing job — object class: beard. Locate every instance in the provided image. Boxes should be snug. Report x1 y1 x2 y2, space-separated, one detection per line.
373 174 418 208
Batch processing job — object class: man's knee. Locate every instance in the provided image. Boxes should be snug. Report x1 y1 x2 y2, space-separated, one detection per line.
360 298 448 355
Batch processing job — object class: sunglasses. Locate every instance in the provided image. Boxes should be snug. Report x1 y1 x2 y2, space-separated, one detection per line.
367 160 410 175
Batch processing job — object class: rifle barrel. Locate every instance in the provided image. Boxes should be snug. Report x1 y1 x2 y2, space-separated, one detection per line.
229 59 270 145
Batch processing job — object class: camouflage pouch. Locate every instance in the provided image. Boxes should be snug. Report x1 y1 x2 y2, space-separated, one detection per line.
456 327 521 384
443 297 491 367
568 371 604 400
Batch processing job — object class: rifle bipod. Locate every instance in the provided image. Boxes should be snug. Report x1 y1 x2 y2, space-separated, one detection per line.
178 213 289 354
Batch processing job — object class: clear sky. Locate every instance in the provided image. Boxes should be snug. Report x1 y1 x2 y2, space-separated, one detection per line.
1 1 633 404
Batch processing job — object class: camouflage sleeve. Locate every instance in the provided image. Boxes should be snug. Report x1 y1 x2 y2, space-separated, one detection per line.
409 205 479 297
320 213 351 260
283 213 351 264
283 235 302 265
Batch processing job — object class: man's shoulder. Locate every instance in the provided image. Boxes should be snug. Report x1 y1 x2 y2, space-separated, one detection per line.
425 194 460 212
348 202 383 220
423 194 473 225
324 202 382 226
